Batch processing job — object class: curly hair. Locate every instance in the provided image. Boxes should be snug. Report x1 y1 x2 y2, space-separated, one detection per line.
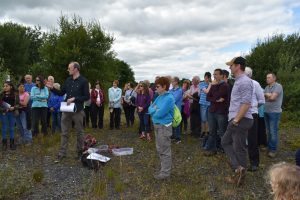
267 162 300 200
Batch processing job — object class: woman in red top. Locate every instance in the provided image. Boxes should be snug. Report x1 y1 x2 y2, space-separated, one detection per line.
90 81 105 129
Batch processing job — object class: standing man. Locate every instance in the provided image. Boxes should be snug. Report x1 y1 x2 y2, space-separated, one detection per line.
24 74 35 94
204 69 230 156
245 67 265 171
264 73 283 158
221 56 253 186
48 62 89 160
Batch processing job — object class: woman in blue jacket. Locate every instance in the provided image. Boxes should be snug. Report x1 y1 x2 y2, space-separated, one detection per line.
148 76 175 180
48 83 64 133
108 80 122 129
31 76 49 136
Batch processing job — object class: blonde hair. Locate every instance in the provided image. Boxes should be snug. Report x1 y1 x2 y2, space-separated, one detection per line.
267 162 300 200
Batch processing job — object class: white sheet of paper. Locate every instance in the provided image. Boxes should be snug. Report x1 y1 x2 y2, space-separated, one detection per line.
87 153 111 162
60 102 75 112
2 102 11 109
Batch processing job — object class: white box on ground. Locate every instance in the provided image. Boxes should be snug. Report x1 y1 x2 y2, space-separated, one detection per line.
87 153 110 162
112 148 133 156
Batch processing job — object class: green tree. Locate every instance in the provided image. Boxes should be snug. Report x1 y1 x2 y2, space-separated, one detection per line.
246 33 300 119
0 22 43 80
40 15 135 86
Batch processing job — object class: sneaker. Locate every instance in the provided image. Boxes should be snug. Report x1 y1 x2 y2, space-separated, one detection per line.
175 140 181 144
146 134 152 141
268 152 276 158
154 173 170 180
139 134 146 139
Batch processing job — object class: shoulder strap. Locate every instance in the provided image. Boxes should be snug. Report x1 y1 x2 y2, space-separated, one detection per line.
130 90 134 96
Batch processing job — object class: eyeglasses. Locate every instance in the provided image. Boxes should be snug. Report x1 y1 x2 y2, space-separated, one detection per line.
36 79 40 81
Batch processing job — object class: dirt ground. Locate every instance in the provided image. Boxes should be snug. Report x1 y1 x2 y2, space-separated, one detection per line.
0 122 299 200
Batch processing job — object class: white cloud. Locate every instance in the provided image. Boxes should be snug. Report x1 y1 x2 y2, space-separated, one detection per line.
0 0 299 81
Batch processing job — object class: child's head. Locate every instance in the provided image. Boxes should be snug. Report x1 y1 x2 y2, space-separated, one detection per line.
267 162 300 200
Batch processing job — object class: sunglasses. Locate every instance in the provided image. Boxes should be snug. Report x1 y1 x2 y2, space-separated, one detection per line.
36 79 41 81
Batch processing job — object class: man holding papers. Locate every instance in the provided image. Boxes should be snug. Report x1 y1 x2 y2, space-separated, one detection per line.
47 61 89 161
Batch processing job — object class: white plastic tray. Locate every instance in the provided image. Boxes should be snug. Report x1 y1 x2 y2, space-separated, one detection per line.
112 148 133 156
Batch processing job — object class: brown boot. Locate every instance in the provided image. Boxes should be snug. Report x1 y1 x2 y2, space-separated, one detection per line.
225 166 246 187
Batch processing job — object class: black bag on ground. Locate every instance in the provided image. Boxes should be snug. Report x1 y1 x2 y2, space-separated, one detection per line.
81 152 105 171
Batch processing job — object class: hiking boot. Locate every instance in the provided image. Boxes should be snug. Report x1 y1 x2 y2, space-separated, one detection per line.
9 139 16 150
225 166 246 187
2 139 7 151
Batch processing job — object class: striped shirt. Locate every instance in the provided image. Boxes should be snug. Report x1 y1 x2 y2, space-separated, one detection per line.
198 82 210 106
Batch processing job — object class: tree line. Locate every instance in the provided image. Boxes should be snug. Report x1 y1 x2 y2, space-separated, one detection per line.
0 15 135 90
1 15 299 120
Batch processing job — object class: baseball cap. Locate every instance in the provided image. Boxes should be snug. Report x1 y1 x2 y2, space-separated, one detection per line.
225 56 246 66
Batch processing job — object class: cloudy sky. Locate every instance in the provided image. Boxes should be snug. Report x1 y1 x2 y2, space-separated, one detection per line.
1 0 300 81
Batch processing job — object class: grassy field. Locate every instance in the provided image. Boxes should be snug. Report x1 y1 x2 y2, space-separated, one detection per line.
0 111 299 200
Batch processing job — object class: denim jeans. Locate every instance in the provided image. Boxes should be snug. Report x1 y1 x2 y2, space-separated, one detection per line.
138 112 150 133
15 111 32 143
206 112 227 151
1 112 15 139
172 125 181 140
51 112 61 133
200 105 209 122
264 112 281 152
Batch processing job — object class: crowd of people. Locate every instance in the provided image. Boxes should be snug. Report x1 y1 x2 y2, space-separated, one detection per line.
1 59 300 198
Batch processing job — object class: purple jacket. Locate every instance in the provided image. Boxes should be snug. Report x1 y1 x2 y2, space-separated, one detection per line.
136 93 151 113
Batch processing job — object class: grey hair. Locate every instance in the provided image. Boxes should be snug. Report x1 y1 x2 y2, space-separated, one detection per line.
192 76 200 83
245 67 253 78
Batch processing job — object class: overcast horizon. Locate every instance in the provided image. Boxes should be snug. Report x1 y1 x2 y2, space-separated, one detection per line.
1 0 300 81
